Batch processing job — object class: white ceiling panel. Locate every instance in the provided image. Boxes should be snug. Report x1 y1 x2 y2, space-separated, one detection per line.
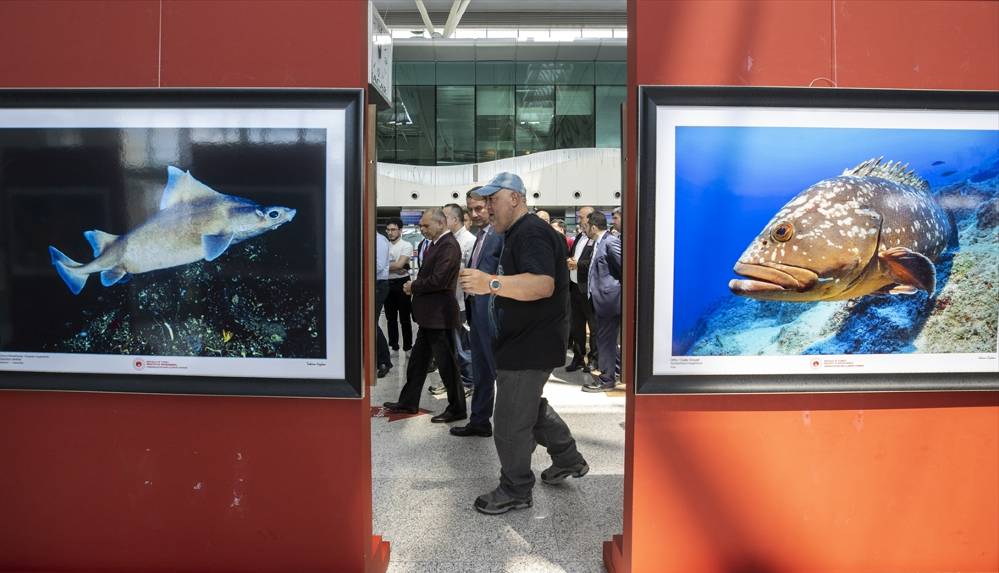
435 44 477 61
474 44 518 60
515 44 558 61
373 0 625 13
555 43 600 61
396 44 437 60
596 43 627 60
394 38 626 61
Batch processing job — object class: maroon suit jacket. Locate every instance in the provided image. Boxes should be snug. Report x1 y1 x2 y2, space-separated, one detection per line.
410 232 461 330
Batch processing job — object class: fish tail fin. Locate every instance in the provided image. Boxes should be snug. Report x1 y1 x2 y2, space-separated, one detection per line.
83 229 119 258
48 246 89 295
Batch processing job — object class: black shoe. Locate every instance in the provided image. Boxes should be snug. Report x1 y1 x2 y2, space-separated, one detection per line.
403 345 413 352
581 381 614 393
382 401 418 414
390 345 400 351
450 424 492 437
565 360 584 373
376 365 391 378
427 383 447 395
431 410 467 424
541 459 590 485
474 489 532 515
464 386 473 398
581 363 592 373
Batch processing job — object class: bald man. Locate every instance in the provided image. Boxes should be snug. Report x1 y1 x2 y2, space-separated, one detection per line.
383 209 467 423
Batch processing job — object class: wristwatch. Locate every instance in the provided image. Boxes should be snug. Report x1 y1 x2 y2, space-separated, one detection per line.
488 276 502 293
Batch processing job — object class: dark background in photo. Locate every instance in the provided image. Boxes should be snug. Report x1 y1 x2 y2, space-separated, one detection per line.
0 127 328 359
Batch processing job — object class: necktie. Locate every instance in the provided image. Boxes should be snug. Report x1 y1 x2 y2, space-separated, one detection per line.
470 228 487 269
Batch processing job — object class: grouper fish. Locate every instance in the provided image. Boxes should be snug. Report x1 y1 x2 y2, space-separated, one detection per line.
729 158 954 302
49 166 296 295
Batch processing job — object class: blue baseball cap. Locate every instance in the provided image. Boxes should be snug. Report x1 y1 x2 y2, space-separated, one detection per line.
477 171 526 197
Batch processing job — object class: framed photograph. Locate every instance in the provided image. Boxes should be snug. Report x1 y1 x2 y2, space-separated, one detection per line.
0 89 363 398
637 86 999 394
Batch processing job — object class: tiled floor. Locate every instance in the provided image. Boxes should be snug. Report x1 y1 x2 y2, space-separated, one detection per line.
371 338 625 573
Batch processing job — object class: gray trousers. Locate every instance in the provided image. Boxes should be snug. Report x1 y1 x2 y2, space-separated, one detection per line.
494 369 584 499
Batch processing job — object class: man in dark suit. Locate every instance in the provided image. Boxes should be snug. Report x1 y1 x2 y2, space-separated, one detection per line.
450 187 504 438
582 210 622 392
383 209 466 423
566 206 598 372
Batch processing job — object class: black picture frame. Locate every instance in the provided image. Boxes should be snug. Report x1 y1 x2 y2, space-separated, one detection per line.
0 89 364 398
636 86 999 394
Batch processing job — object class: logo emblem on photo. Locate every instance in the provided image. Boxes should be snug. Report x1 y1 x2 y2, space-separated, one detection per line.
133 359 145 371
810 360 821 369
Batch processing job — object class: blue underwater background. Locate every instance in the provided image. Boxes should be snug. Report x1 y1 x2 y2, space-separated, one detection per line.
671 126 999 356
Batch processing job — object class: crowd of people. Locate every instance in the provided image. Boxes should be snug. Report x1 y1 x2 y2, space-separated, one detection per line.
374 171 623 515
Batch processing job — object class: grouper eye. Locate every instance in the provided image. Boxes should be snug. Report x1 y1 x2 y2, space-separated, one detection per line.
268 210 280 219
771 221 795 242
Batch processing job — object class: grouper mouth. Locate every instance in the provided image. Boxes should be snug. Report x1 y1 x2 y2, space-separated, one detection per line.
728 261 820 296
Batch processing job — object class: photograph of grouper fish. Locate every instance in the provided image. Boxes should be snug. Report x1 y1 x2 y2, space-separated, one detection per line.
0 127 327 360
671 126 999 357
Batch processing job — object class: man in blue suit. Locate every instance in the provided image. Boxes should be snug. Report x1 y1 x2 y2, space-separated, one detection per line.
583 210 622 392
451 187 504 437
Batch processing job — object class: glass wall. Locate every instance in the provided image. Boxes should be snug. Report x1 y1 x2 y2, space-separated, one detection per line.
379 60 625 166
554 86 594 149
437 86 475 165
476 86 515 162
394 86 436 165
516 85 554 155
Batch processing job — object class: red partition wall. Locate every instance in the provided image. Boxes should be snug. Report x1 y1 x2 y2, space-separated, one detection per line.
0 2 388 572
610 1 999 572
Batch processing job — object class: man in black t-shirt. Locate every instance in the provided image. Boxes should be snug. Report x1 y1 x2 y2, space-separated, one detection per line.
458 171 588 515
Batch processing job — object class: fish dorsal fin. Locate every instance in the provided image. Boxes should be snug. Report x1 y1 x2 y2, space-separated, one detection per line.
83 230 119 257
842 157 930 193
160 166 223 210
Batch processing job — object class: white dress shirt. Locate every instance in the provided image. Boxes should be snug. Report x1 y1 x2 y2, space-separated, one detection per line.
375 233 390 281
452 226 476 312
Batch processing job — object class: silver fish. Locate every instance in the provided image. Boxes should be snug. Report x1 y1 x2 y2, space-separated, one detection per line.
49 166 296 295
729 158 954 302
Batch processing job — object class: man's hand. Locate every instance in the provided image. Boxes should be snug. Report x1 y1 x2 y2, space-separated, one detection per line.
403 280 413 295
458 268 491 295
567 257 577 271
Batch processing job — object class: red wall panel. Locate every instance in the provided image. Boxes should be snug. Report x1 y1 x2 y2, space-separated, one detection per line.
1 392 374 572
161 0 366 87
0 1 380 572
634 0 833 87
836 0 999 89
619 1 999 572
0 0 159 88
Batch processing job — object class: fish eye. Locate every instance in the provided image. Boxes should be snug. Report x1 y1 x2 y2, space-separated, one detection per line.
771 221 795 242
268 210 280 219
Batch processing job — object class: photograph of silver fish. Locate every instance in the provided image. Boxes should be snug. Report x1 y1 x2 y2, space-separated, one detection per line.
729 158 955 302
48 166 297 295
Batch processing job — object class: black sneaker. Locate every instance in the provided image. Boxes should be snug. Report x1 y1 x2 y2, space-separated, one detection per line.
581 381 614 393
427 383 447 395
541 460 589 485
474 489 532 515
